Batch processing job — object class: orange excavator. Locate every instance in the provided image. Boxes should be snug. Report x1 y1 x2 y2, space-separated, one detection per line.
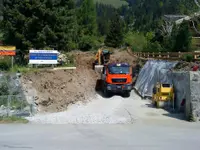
100 63 133 97
92 48 112 71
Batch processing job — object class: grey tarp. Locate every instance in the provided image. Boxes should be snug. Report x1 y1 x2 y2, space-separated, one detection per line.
134 60 178 98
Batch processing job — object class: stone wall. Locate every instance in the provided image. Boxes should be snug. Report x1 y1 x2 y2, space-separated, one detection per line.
187 72 200 121
172 72 190 111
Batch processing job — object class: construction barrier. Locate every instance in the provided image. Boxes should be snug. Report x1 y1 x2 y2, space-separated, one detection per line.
130 50 200 61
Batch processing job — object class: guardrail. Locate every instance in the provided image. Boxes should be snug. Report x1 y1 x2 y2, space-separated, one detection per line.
132 51 200 61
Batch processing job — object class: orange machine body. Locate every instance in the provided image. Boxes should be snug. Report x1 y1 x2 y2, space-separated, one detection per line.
101 63 133 96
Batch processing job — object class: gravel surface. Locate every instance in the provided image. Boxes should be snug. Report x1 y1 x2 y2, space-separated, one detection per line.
26 91 185 124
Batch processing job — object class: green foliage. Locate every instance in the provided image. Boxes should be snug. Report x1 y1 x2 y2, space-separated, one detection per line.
78 0 97 36
161 21 192 52
105 13 124 48
181 54 194 62
1 0 77 51
145 41 163 52
172 21 192 52
96 3 116 36
0 57 11 71
124 0 198 32
77 0 98 50
94 0 128 8
0 82 9 96
124 31 147 52
79 35 99 51
0 116 29 124
0 0 197 54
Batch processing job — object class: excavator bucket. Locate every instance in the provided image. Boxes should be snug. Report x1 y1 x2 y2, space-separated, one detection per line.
94 65 104 72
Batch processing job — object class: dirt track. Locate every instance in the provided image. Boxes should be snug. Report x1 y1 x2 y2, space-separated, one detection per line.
22 49 136 112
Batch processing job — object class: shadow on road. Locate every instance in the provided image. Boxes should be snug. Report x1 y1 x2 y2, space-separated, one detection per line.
162 113 186 121
145 103 155 108
95 79 131 99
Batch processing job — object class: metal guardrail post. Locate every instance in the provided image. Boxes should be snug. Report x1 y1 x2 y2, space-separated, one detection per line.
167 52 169 58
159 52 161 58
178 51 181 58
153 52 155 57
7 95 11 117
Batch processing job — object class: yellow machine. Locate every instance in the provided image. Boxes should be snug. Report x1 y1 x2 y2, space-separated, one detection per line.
152 82 175 108
92 48 112 71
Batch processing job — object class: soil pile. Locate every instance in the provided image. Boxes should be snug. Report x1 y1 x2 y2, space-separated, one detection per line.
21 50 136 112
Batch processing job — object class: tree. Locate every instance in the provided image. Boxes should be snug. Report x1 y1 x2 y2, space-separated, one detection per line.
1 0 77 52
77 0 98 50
104 13 124 48
173 21 192 52
77 0 97 36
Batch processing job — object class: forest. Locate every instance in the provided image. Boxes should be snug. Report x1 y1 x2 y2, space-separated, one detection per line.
0 0 199 55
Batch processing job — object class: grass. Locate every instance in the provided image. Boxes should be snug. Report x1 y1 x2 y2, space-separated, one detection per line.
191 38 200 50
1 52 76 73
0 116 29 124
94 0 128 8
9 65 39 74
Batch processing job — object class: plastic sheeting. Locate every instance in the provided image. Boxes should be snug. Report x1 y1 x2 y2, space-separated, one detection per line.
134 60 178 98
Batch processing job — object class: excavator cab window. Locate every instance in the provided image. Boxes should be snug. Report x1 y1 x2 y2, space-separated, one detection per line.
153 87 156 94
102 66 106 74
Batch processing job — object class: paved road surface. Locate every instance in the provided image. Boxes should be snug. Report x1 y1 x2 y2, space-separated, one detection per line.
0 122 200 150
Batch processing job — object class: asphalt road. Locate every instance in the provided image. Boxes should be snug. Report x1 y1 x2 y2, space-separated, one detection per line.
0 122 200 150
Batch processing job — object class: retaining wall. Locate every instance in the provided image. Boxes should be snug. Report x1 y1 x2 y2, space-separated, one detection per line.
186 72 200 121
171 72 190 111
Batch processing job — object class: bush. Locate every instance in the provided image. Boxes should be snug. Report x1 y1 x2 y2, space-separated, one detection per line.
181 54 194 62
0 57 11 71
79 36 99 51
0 82 9 96
124 31 147 52
144 41 163 52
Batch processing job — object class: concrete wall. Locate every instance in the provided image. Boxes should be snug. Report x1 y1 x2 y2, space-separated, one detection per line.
187 72 200 121
172 72 190 111
172 71 200 121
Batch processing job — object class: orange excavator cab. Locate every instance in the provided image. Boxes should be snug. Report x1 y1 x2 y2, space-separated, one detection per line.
93 49 112 71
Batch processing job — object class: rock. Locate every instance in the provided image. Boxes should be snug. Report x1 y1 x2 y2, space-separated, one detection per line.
58 53 68 65
34 96 39 100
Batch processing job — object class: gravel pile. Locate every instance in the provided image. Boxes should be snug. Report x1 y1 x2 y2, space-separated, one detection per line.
26 94 133 124
26 112 131 124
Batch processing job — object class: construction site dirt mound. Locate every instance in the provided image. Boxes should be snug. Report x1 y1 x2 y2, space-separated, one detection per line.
22 49 136 113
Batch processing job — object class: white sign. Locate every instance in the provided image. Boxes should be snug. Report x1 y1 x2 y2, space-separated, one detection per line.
29 50 59 65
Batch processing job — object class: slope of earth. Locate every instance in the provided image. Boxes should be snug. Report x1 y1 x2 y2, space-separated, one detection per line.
21 49 136 113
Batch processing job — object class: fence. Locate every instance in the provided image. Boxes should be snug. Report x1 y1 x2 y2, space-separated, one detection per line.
0 95 36 117
0 72 36 117
131 51 200 61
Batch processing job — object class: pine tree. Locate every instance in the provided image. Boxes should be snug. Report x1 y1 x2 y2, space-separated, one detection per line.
104 13 124 48
1 0 77 51
78 0 97 36
173 21 192 52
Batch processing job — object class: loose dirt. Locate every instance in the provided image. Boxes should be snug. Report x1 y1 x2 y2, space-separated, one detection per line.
21 49 136 113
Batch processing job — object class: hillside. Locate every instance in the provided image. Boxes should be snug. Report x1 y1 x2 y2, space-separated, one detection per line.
94 0 128 8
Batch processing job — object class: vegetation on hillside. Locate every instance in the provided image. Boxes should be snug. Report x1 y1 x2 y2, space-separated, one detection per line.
0 0 199 68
